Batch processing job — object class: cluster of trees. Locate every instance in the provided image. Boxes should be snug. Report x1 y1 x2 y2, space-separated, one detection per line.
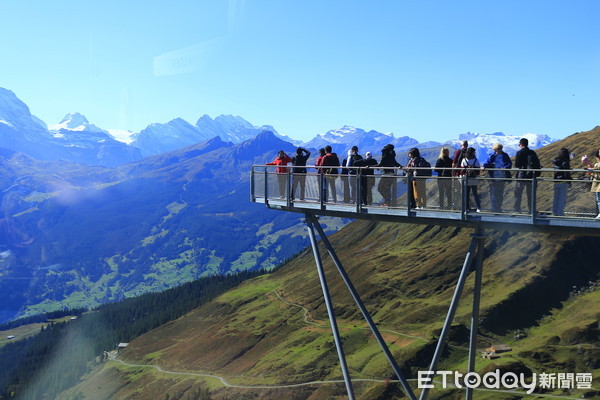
0 269 267 400
0 307 86 331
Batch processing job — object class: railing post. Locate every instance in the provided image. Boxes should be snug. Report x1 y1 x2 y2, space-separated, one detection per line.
287 167 292 208
461 175 468 220
264 166 269 203
531 176 537 224
407 172 413 212
319 170 325 210
356 169 362 214
250 166 255 202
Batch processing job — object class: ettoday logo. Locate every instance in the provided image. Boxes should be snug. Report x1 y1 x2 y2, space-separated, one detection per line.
418 370 594 394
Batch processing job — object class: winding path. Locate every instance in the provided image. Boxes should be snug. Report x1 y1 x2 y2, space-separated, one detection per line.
110 358 588 399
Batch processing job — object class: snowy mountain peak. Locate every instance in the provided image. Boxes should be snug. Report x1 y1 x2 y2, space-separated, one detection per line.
59 112 89 128
445 131 557 161
49 112 106 134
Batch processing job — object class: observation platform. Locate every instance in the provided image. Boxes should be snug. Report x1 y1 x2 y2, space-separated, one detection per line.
251 165 600 237
250 164 600 400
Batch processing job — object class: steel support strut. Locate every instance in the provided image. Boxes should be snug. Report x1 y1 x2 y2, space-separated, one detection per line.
419 231 480 400
307 214 418 400
466 228 485 400
305 215 356 400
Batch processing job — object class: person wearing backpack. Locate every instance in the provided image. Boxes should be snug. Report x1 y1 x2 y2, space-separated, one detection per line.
483 143 512 213
552 147 572 216
461 147 482 212
322 145 340 203
452 140 469 206
407 147 430 209
452 140 469 176
514 138 540 213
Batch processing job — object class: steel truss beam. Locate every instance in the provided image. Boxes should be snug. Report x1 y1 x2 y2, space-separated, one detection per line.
305 213 486 400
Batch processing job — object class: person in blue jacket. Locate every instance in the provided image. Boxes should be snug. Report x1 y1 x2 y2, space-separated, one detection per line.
483 143 512 213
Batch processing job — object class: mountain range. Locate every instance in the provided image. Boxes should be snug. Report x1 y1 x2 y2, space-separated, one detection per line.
0 86 562 324
0 131 347 323
48 127 600 400
0 88 556 169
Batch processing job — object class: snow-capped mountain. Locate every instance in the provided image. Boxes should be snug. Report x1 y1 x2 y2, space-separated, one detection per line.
302 125 440 157
48 112 107 134
444 131 557 161
132 114 299 157
0 88 142 166
131 118 213 157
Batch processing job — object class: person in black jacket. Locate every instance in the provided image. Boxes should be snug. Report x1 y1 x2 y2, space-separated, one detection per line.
377 144 401 206
514 138 539 213
347 146 363 203
291 147 310 200
406 147 429 208
434 147 453 209
354 151 378 205
553 147 572 216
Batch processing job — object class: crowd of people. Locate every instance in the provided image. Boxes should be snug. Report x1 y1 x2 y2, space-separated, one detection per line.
266 138 600 218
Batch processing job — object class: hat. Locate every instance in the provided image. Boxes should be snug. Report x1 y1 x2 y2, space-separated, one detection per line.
366 151 372 159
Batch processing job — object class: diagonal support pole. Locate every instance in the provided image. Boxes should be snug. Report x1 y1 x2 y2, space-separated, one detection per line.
419 232 479 400
305 215 356 400
307 214 417 400
466 228 485 400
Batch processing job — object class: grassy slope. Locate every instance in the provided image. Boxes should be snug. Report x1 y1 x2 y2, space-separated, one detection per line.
60 127 600 399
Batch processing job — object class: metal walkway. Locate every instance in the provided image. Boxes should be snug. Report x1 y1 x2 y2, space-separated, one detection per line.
251 165 600 237
250 165 600 400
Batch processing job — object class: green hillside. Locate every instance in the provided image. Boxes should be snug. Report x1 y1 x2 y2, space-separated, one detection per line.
0 133 347 323
14 126 600 399
58 220 599 399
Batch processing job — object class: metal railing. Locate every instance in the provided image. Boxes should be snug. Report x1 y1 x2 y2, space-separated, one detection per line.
250 165 600 234
251 165 600 220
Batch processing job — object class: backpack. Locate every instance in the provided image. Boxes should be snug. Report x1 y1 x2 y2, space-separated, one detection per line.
416 157 432 176
323 153 339 174
454 148 468 167
463 158 480 178
527 151 542 178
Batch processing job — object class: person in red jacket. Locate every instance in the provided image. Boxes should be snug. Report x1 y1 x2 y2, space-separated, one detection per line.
321 145 340 203
266 150 292 198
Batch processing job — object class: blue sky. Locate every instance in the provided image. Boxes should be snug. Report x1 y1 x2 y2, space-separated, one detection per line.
0 0 598 142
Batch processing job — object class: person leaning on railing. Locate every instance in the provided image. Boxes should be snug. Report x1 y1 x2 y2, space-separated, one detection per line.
266 150 292 198
582 149 600 218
